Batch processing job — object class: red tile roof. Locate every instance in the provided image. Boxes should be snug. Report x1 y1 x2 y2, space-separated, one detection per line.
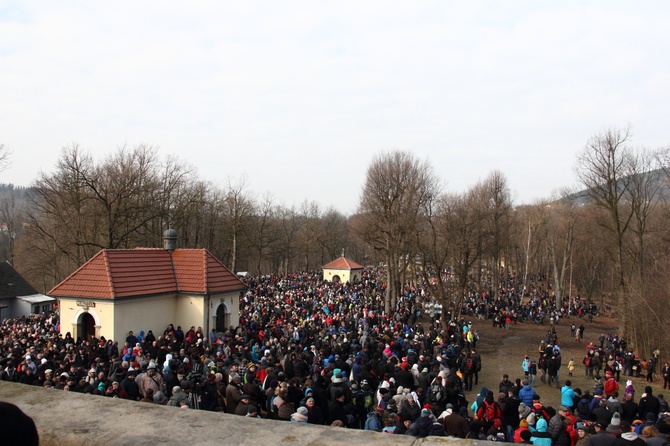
49 248 246 300
322 257 364 270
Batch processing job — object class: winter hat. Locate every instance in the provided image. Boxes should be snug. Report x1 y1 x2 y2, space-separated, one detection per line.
519 419 529 428
421 408 430 417
526 413 536 426
154 391 167 404
606 412 622 434
292 406 308 422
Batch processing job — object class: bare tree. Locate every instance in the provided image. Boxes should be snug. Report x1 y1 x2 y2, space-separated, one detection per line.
223 175 254 273
575 126 635 336
0 144 11 172
626 149 664 281
356 150 439 313
319 207 351 262
248 193 277 277
441 184 487 321
415 186 449 315
545 199 577 311
482 170 513 298
275 204 304 275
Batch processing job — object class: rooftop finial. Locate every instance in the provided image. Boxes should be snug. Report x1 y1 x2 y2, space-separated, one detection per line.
163 228 177 252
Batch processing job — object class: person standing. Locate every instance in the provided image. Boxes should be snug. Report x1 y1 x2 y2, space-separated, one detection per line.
561 380 577 410
548 406 571 446
639 386 661 419
522 355 530 380
472 349 482 386
462 353 475 391
663 363 670 390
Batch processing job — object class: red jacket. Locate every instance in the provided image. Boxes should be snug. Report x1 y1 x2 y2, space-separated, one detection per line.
604 378 619 397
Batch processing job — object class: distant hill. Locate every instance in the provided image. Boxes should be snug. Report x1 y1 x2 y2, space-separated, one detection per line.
563 168 670 205
0 183 31 200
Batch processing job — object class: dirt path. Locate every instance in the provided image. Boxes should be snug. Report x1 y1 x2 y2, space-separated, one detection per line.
460 314 665 410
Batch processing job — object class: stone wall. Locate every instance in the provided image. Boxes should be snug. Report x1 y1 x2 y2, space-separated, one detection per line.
0 381 492 446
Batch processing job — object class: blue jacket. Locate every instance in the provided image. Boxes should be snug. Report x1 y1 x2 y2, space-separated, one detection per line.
364 411 381 432
561 385 576 408
519 385 536 407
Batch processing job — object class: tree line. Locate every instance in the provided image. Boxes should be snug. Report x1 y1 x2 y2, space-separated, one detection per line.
1 127 669 359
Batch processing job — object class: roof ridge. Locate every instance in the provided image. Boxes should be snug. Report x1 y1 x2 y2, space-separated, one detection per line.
103 250 116 298
169 249 179 293
201 249 208 293
322 256 363 270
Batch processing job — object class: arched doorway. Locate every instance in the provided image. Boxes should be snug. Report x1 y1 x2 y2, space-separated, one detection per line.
215 303 229 333
79 312 96 340
332 275 341 283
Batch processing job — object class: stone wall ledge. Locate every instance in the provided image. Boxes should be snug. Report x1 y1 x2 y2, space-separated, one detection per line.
0 381 496 446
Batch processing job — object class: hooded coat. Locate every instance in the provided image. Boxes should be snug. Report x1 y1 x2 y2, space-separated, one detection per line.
531 418 553 446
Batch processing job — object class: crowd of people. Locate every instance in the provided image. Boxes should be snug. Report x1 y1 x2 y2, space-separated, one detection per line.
1 268 668 444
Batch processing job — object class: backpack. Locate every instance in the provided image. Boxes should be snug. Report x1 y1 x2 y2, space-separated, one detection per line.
584 356 592 367
528 361 537 375
363 391 374 410
484 401 498 422
466 357 475 372
531 404 548 421
428 383 443 403
577 398 590 419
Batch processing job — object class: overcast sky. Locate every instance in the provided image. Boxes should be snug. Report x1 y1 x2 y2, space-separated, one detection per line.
2 2 669 215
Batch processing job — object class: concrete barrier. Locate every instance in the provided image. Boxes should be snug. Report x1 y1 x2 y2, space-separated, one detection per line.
0 381 494 446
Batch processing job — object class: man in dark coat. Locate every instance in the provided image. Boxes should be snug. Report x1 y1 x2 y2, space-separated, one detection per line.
328 388 348 425
548 406 571 446
120 369 140 401
639 386 661 419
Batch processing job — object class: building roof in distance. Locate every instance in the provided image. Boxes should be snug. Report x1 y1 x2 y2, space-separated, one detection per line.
49 248 246 299
322 257 364 270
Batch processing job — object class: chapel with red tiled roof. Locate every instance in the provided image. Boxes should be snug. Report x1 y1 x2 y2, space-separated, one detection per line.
322 255 364 284
49 230 246 342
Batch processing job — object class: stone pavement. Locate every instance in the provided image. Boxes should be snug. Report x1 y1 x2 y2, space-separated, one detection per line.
0 381 495 446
